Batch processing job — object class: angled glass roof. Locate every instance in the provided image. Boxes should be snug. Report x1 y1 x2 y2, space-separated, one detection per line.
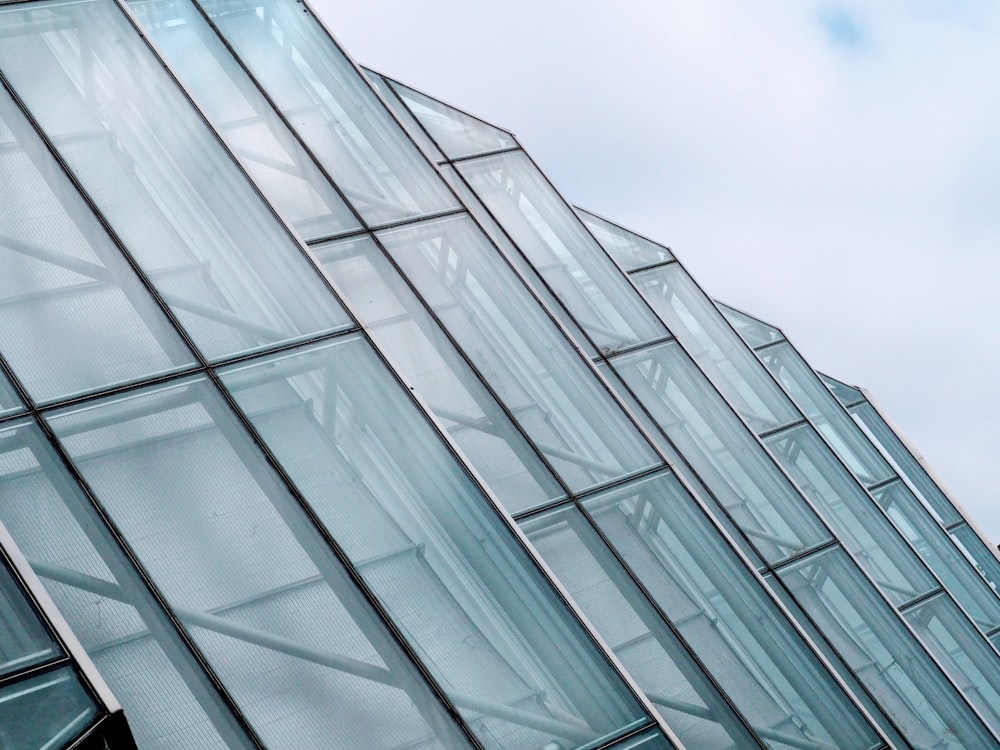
716 301 785 349
382 76 517 161
819 373 867 408
576 207 674 272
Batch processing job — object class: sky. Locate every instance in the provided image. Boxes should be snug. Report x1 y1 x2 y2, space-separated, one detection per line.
319 1 1000 543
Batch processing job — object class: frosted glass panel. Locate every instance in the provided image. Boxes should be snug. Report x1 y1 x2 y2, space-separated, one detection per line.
221 337 651 750
0 0 352 362
198 0 459 225
48 381 471 750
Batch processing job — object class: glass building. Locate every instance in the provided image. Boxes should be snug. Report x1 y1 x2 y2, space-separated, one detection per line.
1 0 998 747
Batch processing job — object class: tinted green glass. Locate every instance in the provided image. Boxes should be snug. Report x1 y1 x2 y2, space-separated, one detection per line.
0 667 97 749
577 207 673 273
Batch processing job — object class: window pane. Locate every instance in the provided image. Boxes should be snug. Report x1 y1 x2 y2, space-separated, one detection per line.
0 667 97 749
0 419 257 750
0 0 352 362
314 234 564 513
903 593 1000 735
715 302 784 350
47 381 471 750
765 424 938 606
611 341 831 564
128 0 361 242
631 264 799 431
873 480 1000 632
220 336 650 750
820 374 866 408
581 471 882 749
0 557 59 678
457 152 667 354
442 165 600 358
521 506 762 750
364 70 446 163
849 402 963 527
758 342 893 486
951 523 1000 592
388 78 516 161
377 215 661 492
198 0 459 225
577 207 673 273
776 546 998 749
0 369 22 416
0 82 195 403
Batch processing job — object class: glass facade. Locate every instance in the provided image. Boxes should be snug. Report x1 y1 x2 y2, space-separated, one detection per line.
2 0 998 747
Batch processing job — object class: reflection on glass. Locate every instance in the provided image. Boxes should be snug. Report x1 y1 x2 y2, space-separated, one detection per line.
0 420 253 749
128 0 361 242
631 264 798 431
47 383 471 750
576 207 673 273
765 424 937 606
581 471 882 750
611 341 831 564
776 547 997 749
521 506 763 750
198 0 459 225
716 302 784 350
377 215 661 492
387 77 517 160
442 165 600 358
363 70 447 164
0 82 196 403
221 336 650 750
457 152 667 355
0 0 351 362
314 234 564 513
0 558 59 679
0 667 97 749
758 343 893 486
873 480 1000 632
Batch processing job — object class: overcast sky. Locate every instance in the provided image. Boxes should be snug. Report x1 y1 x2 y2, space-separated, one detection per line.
319 1 1000 543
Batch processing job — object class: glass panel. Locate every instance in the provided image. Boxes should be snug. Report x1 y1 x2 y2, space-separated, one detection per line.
387 78 517 160
0 81 195 404
0 369 23 416
595 360 765 566
576 208 673 273
442 165 600 358
611 341 831 564
457 152 667 355
0 0 352 362
0 667 98 749
758 343 893 486
904 593 1000 735
0 422 256 750
582 471 882 750
850 402 964 527
314 234 564 513
220 337 650 750
521 506 763 750
631 264 799 431
819 374 866 408
47 381 472 750
128 0 360 242
765 424 937 606
0 557 59 678
376 214 661 493
198 0 459 226
363 70 446 164
776 546 998 749
715 302 784 350
873 480 1000 632
951 523 1000 593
